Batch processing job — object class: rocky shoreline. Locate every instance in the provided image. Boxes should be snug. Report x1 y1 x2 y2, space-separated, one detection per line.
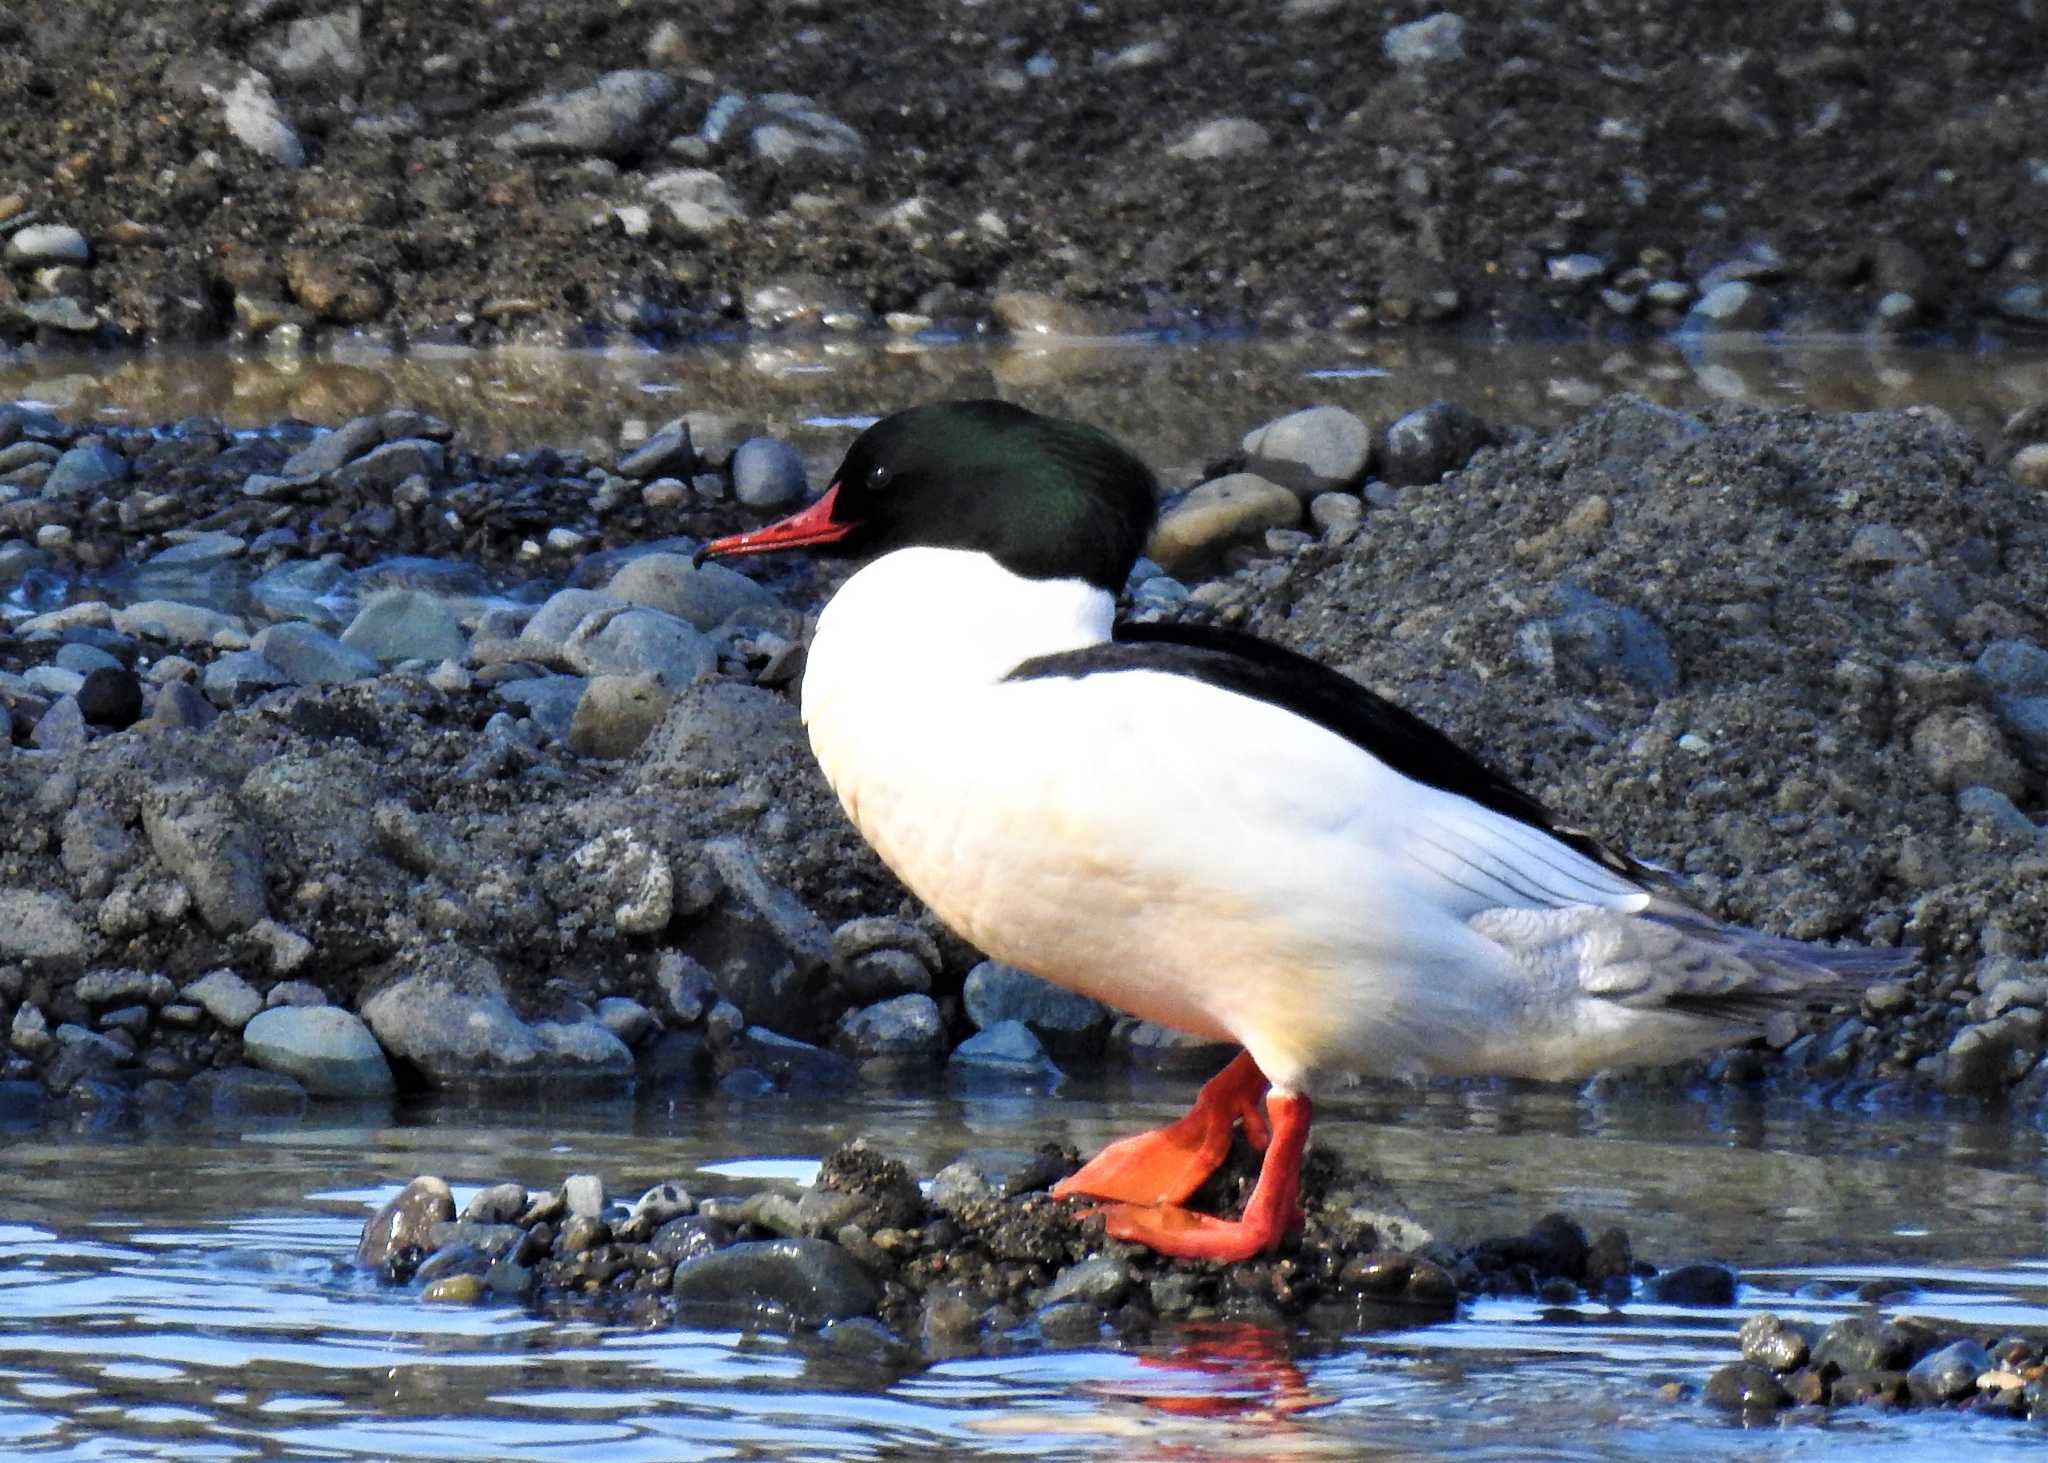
5 0 2048 351
4 387 2048 1125
346 1140 2048 1423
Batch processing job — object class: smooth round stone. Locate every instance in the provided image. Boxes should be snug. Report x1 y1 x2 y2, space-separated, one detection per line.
1242 405 1374 499
606 552 779 631
1647 1261 1737 1306
41 443 129 498
53 642 123 675
961 962 1109 1049
834 993 943 1059
947 1020 1063 1081
252 622 382 686
1147 473 1301 575
340 589 468 664
5 223 91 266
1684 280 1774 332
564 608 716 689
76 667 143 729
2009 443 2048 490
1379 401 1494 486
242 1005 395 1097
568 673 674 759
670 1238 880 1325
730 437 807 509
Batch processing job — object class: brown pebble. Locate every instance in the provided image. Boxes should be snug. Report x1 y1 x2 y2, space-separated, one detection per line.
422 1273 484 1304
357 1176 455 1269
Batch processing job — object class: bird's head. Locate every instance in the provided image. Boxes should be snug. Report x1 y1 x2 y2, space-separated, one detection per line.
696 399 1158 592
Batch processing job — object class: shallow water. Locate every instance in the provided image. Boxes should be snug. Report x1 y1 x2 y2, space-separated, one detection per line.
3 1081 2047 1460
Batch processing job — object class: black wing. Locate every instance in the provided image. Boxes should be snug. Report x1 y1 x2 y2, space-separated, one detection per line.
1007 619 1655 885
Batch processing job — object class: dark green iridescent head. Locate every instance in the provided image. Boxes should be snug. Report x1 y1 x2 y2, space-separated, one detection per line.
728 400 1159 593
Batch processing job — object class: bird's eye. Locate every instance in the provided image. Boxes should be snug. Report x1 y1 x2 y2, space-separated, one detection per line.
867 464 894 491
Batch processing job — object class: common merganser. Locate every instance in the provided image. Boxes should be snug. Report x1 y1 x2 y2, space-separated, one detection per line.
698 399 1905 1263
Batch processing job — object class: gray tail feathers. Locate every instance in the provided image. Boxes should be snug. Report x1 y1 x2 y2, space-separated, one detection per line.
1622 897 1914 1024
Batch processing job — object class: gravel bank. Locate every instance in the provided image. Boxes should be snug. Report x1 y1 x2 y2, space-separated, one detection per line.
3 0 2048 349
2 389 2046 1126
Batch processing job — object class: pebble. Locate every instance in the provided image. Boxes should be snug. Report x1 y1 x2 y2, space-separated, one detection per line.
947 1020 1063 1081
1241 405 1373 499
339 589 468 664
142 784 268 934
5 224 91 266
730 437 808 509
221 74 306 167
2009 443 2048 489
835 994 944 1059
242 1006 395 1097
1384 12 1468 67
1379 401 1494 486
568 673 674 759
41 443 129 498
962 962 1110 1051
670 1238 880 1326
1684 281 1774 332
643 169 747 234
183 969 263 1030
1147 473 1301 575
563 607 718 688
990 290 1109 338
496 70 678 159
1165 117 1270 161
251 622 382 686
357 1176 456 1268
617 420 697 480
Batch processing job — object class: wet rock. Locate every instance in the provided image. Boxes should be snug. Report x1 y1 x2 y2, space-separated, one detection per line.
462 1183 528 1224
991 290 1109 337
495 70 678 159
1830 1370 1909 1408
331 439 444 495
0 889 88 966
142 783 267 933
1384 12 1467 67
654 951 719 1025
1165 117 1270 161
670 1238 879 1326
41 443 129 499
1241 406 1373 500
1148 473 1301 575
1813 1316 1918 1375
281 415 383 477
187 1065 308 1121
1739 1312 1813 1372
730 437 807 509
834 994 943 1060
1705 1362 1790 1413
1646 1261 1736 1306
947 1020 1063 1082
962 962 1110 1053
358 1176 456 1269
1379 401 1494 486
723 1027 854 1092
242 1005 395 1097
340 590 468 664
1906 1337 1990 1404
569 673 674 759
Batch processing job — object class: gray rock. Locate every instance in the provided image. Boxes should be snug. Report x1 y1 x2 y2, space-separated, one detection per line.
265 979 326 1008
1907 1338 1991 1404
617 419 698 479
745 95 865 166
183 969 264 1030
0 890 89 965
1993 695 2048 769
1646 1261 1738 1306
147 532 246 569
562 1174 607 1220
21 297 99 334
1379 401 1494 486
596 996 658 1046
357 1176 456 1268
1384 11 1467 67
1737 1313 1813 1372
1975 639 2048 696
1110 1018 1237 1072
1043 1255 1132 1308
1912 708 2026 798
607 552 779 632
642 170 746 234
496 70 678 159
1940 1018 2021 1094
10 1002 53 1058
242 1006 395 1097
6 224 92 265
705 838 835 974
518 588 625 662
963 962 1110 1051
655 952 719 1024
113 600 245 646
670 1238 879 1324
1703 1363 1789 1414
188 1065 308 1120
462 1183 528 1224
361 942 630 1088
563 607 717 688
1537 585 1679 696
834 994 943 1059
340 589 468 664
142 783 268 933
202 650 289 708
252 622 382 686
220 74 305 166
1241 406 1373 499
253 6 364 83
148 680 216 732
730 438 808 509
566 826 675 935
947 1019 1063 1080
1165 117 1270 161
331 438 444 495
30 696 87 752
41 443 129 499
1684 281 1774 332
74 969 175 1007
282 415 385 478
1958 785 2040 843
1814 1316 1916 1374
568 673 674 759
1994 282 2048 328
494 676 587 742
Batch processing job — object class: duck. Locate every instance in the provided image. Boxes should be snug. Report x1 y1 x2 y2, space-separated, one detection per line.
696 398 1905 1263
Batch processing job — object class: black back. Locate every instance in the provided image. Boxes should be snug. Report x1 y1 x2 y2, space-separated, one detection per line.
820 400 1159 593
1009 620 1648 882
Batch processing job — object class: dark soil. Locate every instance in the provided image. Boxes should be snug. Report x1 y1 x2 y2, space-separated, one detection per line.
3 0 2048 347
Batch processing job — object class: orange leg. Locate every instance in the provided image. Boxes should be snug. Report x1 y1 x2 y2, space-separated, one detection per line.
1084 1091 1311 1262
1052 1050 1271 1208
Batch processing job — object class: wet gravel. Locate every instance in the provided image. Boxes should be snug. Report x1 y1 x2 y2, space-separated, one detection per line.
4 0 2048 350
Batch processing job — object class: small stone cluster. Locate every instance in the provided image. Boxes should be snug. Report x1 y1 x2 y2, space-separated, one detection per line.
1708 1312 2048 1421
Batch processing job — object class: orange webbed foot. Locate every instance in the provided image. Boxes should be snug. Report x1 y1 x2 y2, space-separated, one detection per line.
1052 1050 1270 1208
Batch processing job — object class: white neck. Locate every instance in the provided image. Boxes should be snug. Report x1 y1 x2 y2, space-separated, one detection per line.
801 547 1114 726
